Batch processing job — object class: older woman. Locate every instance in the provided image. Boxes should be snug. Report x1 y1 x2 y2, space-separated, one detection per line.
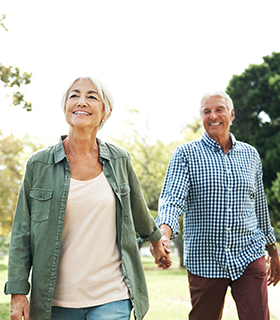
5 76 171 320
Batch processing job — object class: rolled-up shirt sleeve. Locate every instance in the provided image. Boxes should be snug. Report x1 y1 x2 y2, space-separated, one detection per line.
156 146 190 239
255 156 276 245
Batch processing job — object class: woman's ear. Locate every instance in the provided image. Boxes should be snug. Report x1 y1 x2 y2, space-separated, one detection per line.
104 108 112 121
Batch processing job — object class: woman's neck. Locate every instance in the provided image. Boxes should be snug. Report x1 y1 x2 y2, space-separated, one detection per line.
64 129 98 156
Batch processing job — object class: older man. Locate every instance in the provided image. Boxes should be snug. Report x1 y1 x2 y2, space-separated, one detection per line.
154 91 280 320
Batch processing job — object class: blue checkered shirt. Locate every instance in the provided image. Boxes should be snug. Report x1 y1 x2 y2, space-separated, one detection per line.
157 132 276 281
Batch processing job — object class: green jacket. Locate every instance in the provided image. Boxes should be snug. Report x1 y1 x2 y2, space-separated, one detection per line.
5 136 162 320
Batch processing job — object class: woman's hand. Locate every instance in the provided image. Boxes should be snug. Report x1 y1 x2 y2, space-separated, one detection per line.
10 294 30 320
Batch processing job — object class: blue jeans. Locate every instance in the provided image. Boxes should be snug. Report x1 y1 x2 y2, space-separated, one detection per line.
51 299 132 320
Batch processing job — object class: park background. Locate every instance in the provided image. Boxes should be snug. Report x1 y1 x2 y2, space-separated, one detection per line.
1 1 280 319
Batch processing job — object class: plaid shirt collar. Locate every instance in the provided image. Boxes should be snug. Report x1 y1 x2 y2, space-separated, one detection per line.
201 131 237 152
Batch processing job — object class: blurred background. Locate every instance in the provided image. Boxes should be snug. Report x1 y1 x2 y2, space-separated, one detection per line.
1 1 280 318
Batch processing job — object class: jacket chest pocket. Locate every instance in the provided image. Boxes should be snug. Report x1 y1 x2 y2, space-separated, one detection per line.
30 188 53 222
119 183 131 215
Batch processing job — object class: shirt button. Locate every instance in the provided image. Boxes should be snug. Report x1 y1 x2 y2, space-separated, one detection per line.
227 208 231 212
228 188 232 191
225 248 230 251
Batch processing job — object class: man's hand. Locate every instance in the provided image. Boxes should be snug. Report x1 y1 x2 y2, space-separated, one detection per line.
267 247 280 286
10 294 30 320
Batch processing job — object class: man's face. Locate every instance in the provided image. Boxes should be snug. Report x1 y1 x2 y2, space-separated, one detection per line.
201 95 234 142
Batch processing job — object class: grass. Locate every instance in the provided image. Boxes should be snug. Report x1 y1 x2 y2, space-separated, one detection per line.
0 255 10 319
0 254 279 320
138 255 242 320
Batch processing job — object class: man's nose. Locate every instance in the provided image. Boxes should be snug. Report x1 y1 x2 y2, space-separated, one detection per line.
210 111 217 119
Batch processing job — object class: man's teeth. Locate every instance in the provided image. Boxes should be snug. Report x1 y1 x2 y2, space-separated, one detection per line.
210 123 221 126
74 111 90 115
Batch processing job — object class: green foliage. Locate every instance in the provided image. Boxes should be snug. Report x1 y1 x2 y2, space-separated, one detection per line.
226 52 280 223
111 109 203 212
0 15 32 111
0 132 43 235
181 117 204 142
110 108 178 211
268 173 280 228
0 14 8 31
0 64 32 111
0 235 10 254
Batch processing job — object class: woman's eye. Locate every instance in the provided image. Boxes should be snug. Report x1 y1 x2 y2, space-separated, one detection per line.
88 95 98 100
69 94 78 99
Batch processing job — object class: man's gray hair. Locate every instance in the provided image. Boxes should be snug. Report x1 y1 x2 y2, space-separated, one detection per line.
200 90 234 116
61 76 114 130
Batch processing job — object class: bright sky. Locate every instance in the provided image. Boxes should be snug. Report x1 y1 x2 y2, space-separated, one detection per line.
1 0 280 146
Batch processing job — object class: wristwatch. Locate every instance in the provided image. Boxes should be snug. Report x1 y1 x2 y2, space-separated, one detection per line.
265 243 277 252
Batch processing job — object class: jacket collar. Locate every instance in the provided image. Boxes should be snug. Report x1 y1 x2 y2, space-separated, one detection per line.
54 136 67 164
96 137 111 161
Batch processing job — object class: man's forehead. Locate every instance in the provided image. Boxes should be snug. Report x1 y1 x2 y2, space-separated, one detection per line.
202 96 227 108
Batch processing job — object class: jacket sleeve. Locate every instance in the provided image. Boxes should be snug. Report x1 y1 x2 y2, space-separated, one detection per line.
4 161 33 295
126 158 162 244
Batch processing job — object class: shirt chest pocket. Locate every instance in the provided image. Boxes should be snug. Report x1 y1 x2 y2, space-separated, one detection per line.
30 188 53 222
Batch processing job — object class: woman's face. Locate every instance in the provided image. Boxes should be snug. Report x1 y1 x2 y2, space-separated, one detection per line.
64 78 105 131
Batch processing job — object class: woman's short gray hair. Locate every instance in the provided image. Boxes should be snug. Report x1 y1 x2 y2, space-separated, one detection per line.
200 90 234 116
61 76 114 130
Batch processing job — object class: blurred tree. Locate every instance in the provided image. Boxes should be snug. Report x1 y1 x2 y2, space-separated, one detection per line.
0 14 8 31
267 173 280 233
111 108 178 213
0 14 32 111
110 108 203 266
0 132 43 235
226 52 280 223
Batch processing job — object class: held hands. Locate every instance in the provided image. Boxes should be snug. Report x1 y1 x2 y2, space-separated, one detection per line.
150 235 172 270
10 294 30 320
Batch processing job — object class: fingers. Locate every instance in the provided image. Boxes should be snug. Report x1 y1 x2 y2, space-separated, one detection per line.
267 254 280 287
149 240 173 269
161 235 171 253
157 256 172 269
267 270 280 286
10 295 30 320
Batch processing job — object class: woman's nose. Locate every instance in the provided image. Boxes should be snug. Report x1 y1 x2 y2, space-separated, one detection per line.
78 96 87 106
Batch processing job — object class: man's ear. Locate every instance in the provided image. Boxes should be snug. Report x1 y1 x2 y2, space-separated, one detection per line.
230 109 235 122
